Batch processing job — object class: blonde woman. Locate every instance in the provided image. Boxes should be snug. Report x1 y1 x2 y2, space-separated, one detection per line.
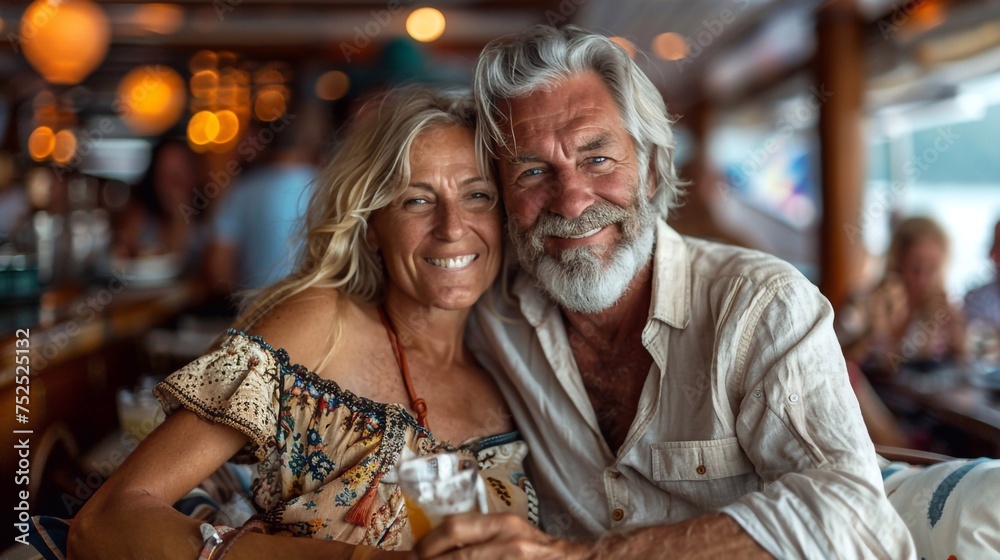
69 87 536 559
866 216 966 371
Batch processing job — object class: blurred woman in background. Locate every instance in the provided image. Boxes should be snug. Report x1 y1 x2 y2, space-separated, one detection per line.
864 216 966 372
112 139 206 272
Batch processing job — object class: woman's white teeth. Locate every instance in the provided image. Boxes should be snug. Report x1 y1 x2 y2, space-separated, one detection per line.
426 254 476 269
566 227 603 239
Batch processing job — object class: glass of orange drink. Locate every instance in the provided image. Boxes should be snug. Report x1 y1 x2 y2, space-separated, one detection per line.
398 452 484 540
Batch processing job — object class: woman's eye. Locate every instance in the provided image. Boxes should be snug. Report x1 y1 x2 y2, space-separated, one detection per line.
521 168 542 177
403 198 429 207
470 191 493 200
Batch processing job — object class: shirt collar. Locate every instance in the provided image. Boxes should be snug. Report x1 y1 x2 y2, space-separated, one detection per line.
650 219 691 330
512 269 556 329
510 218 691 330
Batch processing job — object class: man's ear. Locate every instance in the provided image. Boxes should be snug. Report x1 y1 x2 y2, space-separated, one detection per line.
645 157 658 200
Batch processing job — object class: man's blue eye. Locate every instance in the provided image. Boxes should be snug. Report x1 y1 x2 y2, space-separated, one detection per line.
590 156 608 164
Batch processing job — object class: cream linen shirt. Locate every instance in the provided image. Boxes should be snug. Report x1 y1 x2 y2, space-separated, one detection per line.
468 220 916 559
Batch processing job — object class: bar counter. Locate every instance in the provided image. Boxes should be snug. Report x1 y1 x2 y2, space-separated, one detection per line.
1 278 209 526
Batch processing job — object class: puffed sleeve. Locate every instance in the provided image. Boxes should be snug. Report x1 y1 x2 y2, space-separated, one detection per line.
153 331 282 462
719 275 917 559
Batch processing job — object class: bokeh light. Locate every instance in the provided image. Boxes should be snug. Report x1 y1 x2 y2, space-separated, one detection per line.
132 3 183 35
190 69 219 98
189 50 218 73
316 70 350 101
28 127 56 161
652 32 688 61
609 37 637 59
20 0 111 84
117 65 187 135
254 88 286 122
52 130 78 165
406 7 446 42
187 110 220 145
213 110 240 144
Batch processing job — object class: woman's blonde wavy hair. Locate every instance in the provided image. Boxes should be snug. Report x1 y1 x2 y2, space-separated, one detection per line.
232 85 478 360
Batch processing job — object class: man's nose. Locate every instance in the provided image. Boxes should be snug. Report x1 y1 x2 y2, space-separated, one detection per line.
547 170 595 220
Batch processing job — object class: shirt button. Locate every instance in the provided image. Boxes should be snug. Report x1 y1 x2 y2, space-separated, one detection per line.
608 470 621 479
753 389 762 398
789 393 799 403
696 465 707 475
611 508 625 522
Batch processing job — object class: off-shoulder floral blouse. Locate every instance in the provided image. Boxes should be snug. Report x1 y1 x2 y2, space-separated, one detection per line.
153 329 538 550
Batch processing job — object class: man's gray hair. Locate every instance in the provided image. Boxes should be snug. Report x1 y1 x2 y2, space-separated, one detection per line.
474 25 684 216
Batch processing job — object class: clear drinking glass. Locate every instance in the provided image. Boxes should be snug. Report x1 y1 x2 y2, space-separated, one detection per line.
966 321 1000 388
397 452 486 539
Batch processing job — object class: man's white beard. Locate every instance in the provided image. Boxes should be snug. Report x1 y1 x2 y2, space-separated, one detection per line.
511 188 657 314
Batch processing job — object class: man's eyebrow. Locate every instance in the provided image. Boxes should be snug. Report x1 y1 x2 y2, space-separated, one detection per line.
508 154 540 164
505 134 613 163
579 134 611 152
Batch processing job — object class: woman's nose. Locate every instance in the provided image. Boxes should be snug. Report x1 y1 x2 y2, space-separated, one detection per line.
434 201 468 241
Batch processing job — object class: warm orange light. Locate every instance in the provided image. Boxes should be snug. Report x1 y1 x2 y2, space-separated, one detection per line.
406 7 445 42
187 110 220 145
254 89 286 122
189 50 218 73
254 67 285 86
26 168 54 208
213 110 240 144
652 32 688 61
609 37 637 59
190 69 219 98
20 0 111 85
52 129 77 165
911 2 945 32
117 65 187 135
33 91 59 128
132 3 183 35
28 127 56 161
316 70 350 101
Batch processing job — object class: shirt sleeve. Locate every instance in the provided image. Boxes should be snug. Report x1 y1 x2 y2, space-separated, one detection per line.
153 332 282 462
719 275 917 559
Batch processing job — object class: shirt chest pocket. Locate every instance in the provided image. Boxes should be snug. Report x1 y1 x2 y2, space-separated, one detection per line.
650 437 760 511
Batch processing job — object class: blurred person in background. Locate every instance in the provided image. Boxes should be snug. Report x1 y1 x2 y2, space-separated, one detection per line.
112 139 207 271
864 216 965 372
964 218 1000 330
204 104 326 295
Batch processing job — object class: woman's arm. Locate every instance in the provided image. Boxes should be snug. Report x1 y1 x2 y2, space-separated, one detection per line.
69 409 248 559
68 409 404 560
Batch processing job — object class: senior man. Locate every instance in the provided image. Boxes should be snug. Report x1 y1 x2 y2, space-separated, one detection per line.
414 25 915 560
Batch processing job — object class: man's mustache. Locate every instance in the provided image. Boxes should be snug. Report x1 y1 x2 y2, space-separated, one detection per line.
526 203 631 240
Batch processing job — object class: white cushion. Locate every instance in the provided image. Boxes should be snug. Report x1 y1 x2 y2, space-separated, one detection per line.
882 458 1000 559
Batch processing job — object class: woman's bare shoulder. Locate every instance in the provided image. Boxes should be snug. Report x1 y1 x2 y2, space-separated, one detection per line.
245 287 361 370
